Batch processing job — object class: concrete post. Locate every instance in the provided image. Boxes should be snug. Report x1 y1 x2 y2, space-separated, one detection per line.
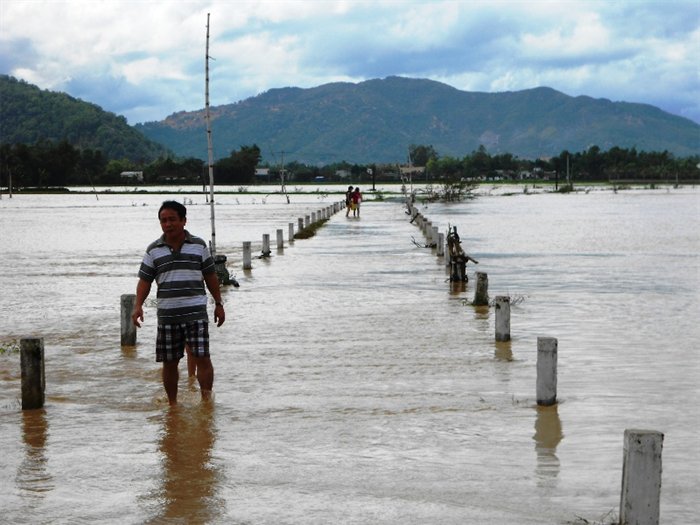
437 233 445 256
120 294 137 346
536 337 557 406
495 296 511 342
289 222 295 243
262 234 271 257
242 241 252 270
311 212 316 224
620 429 664 525
473 272 489 306
21 338 45 410
298 217 304 233
276 229 284 250
304 215 310 228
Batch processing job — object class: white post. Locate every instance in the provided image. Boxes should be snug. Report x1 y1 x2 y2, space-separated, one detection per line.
473 272 489 306
242 241 252 270
262 234 271 257
289 222 295 242
437 232 445 256
495 296 510 342
120 294 137 346
311 212 317 224
276 229 284 250
297 217 304 233
536 337 557 406
620 429 664 525
304 215 310 228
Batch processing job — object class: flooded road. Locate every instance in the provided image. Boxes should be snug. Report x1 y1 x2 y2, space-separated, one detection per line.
1 186 698 523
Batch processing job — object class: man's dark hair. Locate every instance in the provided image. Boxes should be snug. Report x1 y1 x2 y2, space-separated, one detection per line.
159 200 187 219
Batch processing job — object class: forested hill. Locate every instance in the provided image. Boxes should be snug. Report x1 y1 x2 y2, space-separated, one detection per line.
0 75 170 162
137 76 700 163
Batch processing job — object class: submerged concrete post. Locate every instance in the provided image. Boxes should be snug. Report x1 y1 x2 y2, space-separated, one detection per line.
536 337 557 406
289 222 295 243
21 338 45 410
120 294 137 346
437 233 445 256
620 429 664 525
276 229 284 250
262 234 271 257
495 296 511 342
242 241 252 270
473 272 489 306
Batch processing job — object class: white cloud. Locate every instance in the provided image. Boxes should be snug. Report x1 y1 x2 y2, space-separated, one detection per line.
1 0 698 125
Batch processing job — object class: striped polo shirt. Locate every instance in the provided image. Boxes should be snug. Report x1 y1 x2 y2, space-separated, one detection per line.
138 230 216 324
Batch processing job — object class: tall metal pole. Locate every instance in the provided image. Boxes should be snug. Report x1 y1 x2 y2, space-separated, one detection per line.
205 13 216 256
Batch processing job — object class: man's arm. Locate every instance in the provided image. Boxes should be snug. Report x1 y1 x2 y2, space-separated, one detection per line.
204 272 225 327
131 278 152 327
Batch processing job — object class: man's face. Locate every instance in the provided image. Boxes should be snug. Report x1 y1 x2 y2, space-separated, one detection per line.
159 208 186 238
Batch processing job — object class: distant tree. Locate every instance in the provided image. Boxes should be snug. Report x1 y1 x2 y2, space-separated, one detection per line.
409 144 438 167
215 144 261 184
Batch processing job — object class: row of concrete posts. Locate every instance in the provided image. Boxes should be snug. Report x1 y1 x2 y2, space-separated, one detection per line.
404 197 664 524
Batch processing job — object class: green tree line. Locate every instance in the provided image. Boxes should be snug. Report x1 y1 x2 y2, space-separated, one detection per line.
1 140 698 190
0 141 265 188
412 144 699 183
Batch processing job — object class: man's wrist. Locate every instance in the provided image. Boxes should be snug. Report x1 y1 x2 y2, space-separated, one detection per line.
215 301 224 307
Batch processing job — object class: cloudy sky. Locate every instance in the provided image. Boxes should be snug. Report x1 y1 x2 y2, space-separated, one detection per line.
1 0 698 125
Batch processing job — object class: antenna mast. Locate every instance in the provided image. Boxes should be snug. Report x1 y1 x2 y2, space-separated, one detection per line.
205 13 216 256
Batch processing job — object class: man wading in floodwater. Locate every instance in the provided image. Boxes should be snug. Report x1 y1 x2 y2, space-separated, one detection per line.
131 200 225 405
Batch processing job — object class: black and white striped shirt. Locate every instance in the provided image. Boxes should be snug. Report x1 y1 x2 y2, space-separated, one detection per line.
138 231 216 325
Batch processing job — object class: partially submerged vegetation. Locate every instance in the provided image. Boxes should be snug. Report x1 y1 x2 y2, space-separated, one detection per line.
294 218 329 239
0 339 20 355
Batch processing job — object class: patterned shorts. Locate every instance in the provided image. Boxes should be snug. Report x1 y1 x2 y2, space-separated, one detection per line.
156 320 210 363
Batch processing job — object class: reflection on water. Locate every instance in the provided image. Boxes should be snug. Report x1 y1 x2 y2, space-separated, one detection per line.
150 403 223 524
17 409 53 496
494 340 513 362
534 404 563 484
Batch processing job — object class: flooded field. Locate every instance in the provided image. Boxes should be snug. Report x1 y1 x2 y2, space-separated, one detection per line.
1 185 698 524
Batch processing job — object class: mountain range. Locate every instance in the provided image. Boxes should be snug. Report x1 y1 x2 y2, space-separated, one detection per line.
0 75 169 162
137 76 699 164
2 74 698 165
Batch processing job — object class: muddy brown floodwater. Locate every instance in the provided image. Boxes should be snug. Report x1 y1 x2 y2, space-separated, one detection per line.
1 186 698 524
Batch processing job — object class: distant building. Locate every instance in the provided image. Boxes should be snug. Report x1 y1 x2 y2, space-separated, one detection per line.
120 171 144 182
399 166 425 179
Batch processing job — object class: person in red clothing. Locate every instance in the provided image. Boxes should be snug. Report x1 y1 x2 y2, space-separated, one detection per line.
345 185 354 217
351 187 362 217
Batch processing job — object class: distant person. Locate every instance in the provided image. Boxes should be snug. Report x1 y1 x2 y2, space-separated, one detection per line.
352 187 362 217
345 185 354 217
131 200 226 406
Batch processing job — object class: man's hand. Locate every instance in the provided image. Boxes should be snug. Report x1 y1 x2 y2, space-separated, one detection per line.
214 304 225 327
132 305 144 327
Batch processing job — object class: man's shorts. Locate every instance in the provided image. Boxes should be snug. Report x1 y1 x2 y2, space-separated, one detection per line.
156 320 210 363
